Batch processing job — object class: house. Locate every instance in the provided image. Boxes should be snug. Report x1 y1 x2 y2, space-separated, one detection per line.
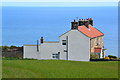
23 18 106 61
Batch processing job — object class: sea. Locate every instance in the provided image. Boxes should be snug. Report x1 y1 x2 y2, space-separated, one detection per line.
2 6 118 57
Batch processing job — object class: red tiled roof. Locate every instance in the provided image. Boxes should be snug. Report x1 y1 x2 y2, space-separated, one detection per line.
78 25 104 38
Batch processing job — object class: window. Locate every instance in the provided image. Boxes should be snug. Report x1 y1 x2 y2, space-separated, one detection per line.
62 40 66 45
52 54 58 59
97 38 100 45
64 50 67 52
95 53 100 58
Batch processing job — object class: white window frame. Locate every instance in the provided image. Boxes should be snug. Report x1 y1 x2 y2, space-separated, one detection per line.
62 40 66 45
52 54 58 59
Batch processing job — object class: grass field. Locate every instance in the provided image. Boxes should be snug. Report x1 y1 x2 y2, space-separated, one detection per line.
2 60 118 78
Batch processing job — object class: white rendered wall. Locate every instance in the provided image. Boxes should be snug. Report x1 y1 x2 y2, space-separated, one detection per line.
39 43 60 60
23 46 39 59
24 30 90 61
59 30 90 61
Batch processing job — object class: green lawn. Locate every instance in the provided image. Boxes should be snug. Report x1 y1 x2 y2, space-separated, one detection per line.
2 60 118 78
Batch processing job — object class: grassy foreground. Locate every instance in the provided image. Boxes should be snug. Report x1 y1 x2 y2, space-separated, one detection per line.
2 60 118 78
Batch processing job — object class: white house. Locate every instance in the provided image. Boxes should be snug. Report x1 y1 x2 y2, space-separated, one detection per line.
23 18 105 61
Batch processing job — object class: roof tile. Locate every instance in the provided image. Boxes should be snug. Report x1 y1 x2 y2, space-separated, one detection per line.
78 25 104 38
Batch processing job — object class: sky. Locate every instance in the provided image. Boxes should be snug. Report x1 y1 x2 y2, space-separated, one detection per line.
2 0 119 2
2 2 118 7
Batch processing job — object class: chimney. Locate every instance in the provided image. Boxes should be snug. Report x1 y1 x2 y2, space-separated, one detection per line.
74 19 76 22
71 19 78 29
85 21 89 28
40 37 44 44
89 18 93 26
78 18 85 26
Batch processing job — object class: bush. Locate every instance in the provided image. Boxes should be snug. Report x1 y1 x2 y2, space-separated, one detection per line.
2 57 37 60
2 57 19 60
115 57 119 60
22 58 37 60
2 46 10 51
108 55 117 59
10 45 17 49
105 56 110 59
90 53 99 59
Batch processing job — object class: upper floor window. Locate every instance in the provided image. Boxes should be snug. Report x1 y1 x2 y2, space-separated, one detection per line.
97 37 100 45
62 40 66 45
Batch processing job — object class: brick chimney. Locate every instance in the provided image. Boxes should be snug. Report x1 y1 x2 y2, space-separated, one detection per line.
71 19 79 29
78 18 93 27
71 18 93 29
40 37 44 44
88 18 93 26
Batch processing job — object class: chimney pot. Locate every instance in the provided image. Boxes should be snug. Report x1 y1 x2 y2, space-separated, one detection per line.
74 19 76 22
40 37 44 44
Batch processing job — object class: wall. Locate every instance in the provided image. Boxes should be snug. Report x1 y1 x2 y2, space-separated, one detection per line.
59 30 90 61
90 36 104 58
2 47 23 58
24 30 90 61
90 36 104 53
39 42 60 60
2 52 23 58
23 45 39 59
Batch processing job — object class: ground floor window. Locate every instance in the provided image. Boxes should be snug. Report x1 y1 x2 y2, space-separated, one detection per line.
94 48 102 58
52 54 58 59
52 52 60 59
95 53 100 58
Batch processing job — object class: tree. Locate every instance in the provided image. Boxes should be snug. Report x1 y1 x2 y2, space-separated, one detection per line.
2 46 9 51
10 45 17 49
108 55 117 59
